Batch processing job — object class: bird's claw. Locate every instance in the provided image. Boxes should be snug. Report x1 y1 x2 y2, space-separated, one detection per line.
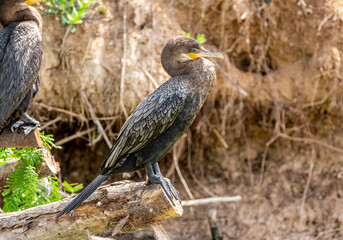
165 177 181 203
11 121 40 135
10 122 22 133
147 174 181 205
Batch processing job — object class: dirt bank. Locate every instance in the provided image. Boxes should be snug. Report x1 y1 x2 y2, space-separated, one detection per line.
26 0 343 239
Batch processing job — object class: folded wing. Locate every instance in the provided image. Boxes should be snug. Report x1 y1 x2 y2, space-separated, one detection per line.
0 22 43 124
101 80 188 172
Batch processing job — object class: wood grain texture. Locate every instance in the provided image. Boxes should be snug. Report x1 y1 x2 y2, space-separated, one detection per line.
0 128 43 148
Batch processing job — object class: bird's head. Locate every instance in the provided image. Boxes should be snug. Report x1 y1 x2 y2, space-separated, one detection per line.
161 36 223 77
0 0 43 29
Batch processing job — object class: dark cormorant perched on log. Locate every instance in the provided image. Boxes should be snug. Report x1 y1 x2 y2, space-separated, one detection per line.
57 36 223 218
0 0 43 135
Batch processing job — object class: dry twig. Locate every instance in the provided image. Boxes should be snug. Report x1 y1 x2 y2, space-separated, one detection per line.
314 227 343 240
82 93 112 149
81 38 93 65
187 131 217 197
166 136 186 178
119 3 128 118
151 224 171 240
40 116 63 130
259 99 280 184
318 12 334 32
300 159 314 222
182 196 242 206
208 207 222 240
55 127 97 146
88 119 117 146
213 128 229 149
241 124 254 186
173 138 194 200
278 133 343 154
32 102 86 121
141 67 160 89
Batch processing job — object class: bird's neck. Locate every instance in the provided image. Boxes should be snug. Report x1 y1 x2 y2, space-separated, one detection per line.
163 57 215 78
189 58 216 87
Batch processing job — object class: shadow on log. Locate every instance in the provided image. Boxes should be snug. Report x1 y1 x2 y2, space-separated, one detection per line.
0 181 183 240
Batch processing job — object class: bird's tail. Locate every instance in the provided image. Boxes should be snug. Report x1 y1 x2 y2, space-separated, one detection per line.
56 174 108 218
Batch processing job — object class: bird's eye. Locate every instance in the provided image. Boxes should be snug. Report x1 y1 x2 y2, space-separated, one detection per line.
191 48 197 53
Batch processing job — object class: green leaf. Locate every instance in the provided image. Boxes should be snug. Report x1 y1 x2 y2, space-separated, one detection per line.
196 33 207 43
182 32 207 43
43 0 97 31
70 25 76 32
183 32 191 37
62 181 83 194
61 15 68 25
99 6 106 14
45 9 56 14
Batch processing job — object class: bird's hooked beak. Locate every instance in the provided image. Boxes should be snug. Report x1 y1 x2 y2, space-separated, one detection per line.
24 0 43 6
196 50 224 59
186 49 223 60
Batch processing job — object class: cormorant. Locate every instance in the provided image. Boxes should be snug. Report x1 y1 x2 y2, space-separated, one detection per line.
0 0 43 135
57 36 223 217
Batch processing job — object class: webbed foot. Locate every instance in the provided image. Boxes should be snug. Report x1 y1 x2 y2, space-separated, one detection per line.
11 113 40 135
145 162 181 205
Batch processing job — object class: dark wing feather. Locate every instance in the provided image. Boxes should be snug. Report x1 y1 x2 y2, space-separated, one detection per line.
0 22 43 123
0 27 10 64
101 79 188 171
0 27 11 125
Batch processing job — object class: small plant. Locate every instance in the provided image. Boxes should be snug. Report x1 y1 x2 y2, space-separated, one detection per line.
61 180 84 194
183 32 207 44
1 132 83 213
99 5 106 15
44 0 97 32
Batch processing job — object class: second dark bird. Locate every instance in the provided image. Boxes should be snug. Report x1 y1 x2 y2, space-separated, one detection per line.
57 36 223 217
0 0 43 135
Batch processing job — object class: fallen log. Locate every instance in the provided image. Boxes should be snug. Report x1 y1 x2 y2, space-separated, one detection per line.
0 181 183 240
0 128 43 148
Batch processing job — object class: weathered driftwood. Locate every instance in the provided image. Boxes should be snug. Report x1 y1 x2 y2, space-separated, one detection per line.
0 128 43 148
0 181 183 240
0 148 60 192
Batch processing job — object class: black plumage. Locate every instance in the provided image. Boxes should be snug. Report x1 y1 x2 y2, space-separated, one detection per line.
0 0 43 134
57 36 223 218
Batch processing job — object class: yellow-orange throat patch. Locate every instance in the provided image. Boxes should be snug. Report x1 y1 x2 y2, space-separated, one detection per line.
187 52 198 59
24 0 43 6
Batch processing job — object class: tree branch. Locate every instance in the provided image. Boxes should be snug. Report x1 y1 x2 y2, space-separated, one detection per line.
0 181 183 240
